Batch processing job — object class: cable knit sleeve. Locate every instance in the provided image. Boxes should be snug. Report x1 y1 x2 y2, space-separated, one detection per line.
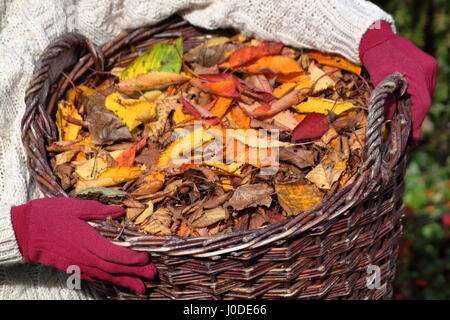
76 0 395 63
0 205 23 265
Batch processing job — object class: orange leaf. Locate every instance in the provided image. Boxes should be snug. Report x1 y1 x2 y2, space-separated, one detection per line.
190 78 240 98
308 51 361 75
276 72 310 84
244 55 302 75
230 106 250 129
177 222 199 237
294 114 307 123
115 137 147 167
225 43 284 68
209 97 233 118
252 103 271 114
273 82 296 98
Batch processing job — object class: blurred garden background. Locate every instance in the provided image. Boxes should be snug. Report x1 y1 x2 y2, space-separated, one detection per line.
373 0 449 299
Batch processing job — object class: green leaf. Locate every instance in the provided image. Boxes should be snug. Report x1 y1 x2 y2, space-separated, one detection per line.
120 37 184 81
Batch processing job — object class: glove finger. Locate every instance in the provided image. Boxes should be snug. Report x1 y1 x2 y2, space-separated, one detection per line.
45 219 150 266
94 261 157 280
82 264 147 295
64 199 125 220
38 251 147 294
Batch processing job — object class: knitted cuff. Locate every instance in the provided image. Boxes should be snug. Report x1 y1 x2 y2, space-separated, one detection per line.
0 205 24 265
312 1 396 64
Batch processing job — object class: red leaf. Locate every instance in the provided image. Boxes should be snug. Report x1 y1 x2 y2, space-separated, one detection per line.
291 113 329 142
115 137 147 167
178 97 220 125
226 43 284 68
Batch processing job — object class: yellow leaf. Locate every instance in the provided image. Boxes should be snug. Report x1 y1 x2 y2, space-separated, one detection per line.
55 101 83 141
293 97 355 115
157 126 215 168
219 177 234 191
294 75 313 90
105 92 156 131
276 181 323 215
117 71 189 95
74 150 123 180
66 86 96 104
173 104 191 124
309 63 335 93
135 201 154 225
75 166 141 192
134 90 164 103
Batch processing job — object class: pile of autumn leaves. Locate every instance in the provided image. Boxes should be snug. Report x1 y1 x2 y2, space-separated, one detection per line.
48 34 370 237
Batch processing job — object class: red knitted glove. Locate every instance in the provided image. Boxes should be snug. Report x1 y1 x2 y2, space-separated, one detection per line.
10 197 157 294
359 21 438 144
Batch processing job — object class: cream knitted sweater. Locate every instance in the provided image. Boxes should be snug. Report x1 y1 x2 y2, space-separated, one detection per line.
0 0 394 299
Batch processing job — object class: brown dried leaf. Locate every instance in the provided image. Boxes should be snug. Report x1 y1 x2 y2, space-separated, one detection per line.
191 206 228 228
305 162 345 190
279 147 316 169
83 93 132 145
228 184 273 211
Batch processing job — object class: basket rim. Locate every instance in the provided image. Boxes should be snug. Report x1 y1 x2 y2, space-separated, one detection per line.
22 17 412 257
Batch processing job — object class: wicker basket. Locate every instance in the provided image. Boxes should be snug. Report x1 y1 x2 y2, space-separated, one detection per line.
22 16 411 300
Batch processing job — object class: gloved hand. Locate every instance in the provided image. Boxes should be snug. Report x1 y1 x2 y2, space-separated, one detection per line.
359 21 438 144
10 197 157 294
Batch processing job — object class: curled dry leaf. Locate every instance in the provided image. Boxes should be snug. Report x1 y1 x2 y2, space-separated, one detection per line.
83 93 132 145
305 162 345 190
191 206 228 228
131 171 165 196
228 184 273 211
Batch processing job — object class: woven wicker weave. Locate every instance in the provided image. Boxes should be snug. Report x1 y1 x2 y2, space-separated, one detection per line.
22 16 411 300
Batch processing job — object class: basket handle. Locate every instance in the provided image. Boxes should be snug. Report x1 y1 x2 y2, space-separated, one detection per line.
22 33 104 197
362 72 409 182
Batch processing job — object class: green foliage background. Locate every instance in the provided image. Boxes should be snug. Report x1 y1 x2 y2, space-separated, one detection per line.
373 0 449 299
